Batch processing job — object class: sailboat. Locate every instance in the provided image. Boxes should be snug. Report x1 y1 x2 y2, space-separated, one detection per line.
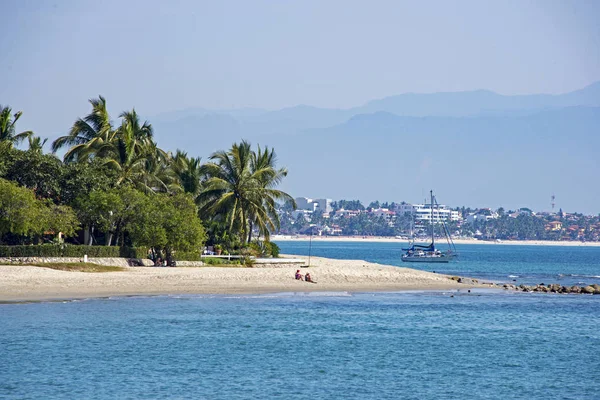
401 190 457 263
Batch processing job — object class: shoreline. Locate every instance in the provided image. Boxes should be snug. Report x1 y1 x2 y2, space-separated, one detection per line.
272 235 600 247
0 256 490 303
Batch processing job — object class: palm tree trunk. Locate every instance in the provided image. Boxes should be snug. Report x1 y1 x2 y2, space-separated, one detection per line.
247 220 253 244
87 226 94 245
84 225 90 245
241 206 247 244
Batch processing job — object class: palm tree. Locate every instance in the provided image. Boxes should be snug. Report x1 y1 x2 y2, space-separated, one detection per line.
93 110 176 194
172 150 203 196
247 145 295 242
0 105 33 148
27 136 48 154
51 96 114 162
198 141 294 244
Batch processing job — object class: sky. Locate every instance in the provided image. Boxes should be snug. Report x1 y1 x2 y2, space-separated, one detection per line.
2 0 600 212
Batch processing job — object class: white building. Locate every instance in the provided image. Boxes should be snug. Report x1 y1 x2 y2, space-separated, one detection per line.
294 197 332 214
291 209 313 221
295 197 316 211
313 198 332 214
396 203 460 224
465 208 499 224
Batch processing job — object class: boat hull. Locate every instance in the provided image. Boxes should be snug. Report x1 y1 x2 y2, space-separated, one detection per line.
401 256 451 263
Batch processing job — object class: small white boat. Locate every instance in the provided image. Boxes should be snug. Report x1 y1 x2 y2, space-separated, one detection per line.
401 190 457 263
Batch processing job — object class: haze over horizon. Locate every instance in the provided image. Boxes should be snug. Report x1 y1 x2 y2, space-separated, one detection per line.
2 0 599 214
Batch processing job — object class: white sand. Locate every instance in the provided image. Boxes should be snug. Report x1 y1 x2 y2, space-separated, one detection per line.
0 256 487 302
272 235 600 247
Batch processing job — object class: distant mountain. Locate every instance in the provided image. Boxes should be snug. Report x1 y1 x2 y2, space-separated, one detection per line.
357 82 600 117
268 106 600 214
152 82 600 149
149 84 600 213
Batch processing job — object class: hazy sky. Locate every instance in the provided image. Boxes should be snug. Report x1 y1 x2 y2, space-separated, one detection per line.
2 0 599 137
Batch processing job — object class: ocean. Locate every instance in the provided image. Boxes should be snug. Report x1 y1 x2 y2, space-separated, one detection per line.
1 242 599 399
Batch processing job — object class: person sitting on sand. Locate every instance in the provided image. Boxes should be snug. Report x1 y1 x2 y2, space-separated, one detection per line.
305 272 316 283
295 270 304 280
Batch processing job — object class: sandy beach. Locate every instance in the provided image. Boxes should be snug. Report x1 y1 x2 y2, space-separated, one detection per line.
272 235 600 247
0 256 488 302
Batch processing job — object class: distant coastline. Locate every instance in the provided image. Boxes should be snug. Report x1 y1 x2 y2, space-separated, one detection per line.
272 235 600 247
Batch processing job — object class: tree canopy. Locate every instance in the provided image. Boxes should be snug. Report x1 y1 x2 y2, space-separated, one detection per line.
1 98 294 256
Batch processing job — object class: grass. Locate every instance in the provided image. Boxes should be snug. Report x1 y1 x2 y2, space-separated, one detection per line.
29 263 125 272
201 257 255 268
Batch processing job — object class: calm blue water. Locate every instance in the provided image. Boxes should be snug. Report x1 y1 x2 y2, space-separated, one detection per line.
276 241 600 287
1 243 599 399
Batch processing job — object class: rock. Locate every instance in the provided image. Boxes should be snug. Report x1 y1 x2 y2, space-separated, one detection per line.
534 285 548 292
569 286 581 294
559 286 569 293
581 286 595 294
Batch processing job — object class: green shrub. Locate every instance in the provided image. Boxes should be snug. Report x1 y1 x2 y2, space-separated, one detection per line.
62 245 119 258
174 251 201 261
245 240 280 258
267 242 280 258
203 257 228 265
241 255 255 267
120 247 148 259
0 244 62 257
0 245 149 258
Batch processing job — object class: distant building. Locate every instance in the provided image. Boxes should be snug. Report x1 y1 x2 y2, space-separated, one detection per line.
396 203 460 224
322 224 343 236
465 208 499 224
313 198 333 214
295 197 317 211
294 197 332 214
547 221 563 231
334 209 361 218
291 209 313 220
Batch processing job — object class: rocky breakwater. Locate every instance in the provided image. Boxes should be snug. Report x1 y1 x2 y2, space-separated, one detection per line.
502 282 600 294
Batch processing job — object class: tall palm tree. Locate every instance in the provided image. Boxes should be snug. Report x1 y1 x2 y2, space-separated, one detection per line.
0 105 33 148
247 145 295 242
95 110 173 193
172 150 203 196
51 96 114 162
198 141 294 244
27 136 48 154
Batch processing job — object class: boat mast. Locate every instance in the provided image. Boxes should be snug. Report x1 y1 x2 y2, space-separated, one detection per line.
430 190 434 247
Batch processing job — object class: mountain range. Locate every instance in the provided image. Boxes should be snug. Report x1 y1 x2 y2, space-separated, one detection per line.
150 82 600 214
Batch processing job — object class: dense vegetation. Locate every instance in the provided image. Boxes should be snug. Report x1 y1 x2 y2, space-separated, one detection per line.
0 100 294 262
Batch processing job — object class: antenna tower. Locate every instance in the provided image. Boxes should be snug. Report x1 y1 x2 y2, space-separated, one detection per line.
551 194 555 212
